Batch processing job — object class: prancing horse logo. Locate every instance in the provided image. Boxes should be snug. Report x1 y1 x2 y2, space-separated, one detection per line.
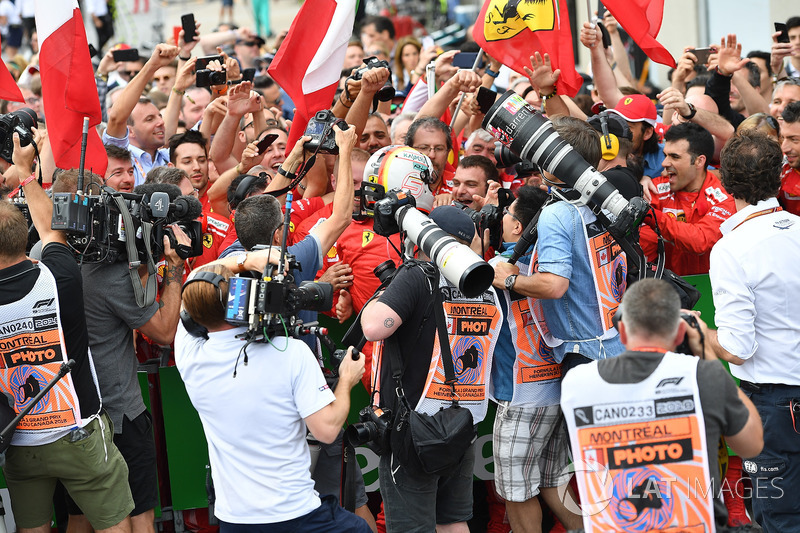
483 0 556 42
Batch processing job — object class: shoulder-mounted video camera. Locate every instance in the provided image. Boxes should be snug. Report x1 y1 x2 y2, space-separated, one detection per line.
51 185 203 264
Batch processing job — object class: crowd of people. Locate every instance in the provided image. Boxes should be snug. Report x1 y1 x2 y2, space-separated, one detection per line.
0 5 799 533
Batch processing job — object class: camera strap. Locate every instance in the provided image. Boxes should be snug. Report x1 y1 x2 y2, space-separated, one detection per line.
110 193 158 308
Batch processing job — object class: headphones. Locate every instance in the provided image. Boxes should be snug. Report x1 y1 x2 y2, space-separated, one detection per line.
180 271 227 339
590 110 632 161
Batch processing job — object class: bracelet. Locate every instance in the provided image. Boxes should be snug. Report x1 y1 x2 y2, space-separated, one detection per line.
277 166 297 180
235 163 243 175
484 67 499 78
95 72 108 82
539 90 557 100
413 68 425 77
171 87 185 96
339 93 352 108
19 174 36 188
680 102 697 120
213 85 229 96
179 55 191 61
610 61 617 70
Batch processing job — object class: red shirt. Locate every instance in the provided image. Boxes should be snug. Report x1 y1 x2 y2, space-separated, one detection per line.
779 163 800 216
639 170 735 275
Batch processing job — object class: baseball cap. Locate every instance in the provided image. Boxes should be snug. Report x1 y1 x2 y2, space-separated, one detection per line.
608 94 657 128
429 205 475 243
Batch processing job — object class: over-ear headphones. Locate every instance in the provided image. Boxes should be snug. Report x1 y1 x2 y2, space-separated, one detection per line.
589 111 633 161
180 271 227 339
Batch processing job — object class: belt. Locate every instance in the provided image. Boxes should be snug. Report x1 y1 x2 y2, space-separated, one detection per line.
739 380 800 393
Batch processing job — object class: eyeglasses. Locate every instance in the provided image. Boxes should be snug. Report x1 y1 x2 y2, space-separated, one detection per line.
239 41 259 47
120 70 140 78
415 145 447 155
503 206 519 221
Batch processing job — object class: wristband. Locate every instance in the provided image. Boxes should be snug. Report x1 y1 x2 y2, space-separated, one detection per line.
171 87 185 96
484 67 499 78
339 93 352 108
19 174 36 188
95 72 108 82
277 167 297 181
680 102 697 120
179 55 191 61
539 90 557 100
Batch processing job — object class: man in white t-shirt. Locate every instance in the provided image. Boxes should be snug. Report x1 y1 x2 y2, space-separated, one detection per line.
176 264 372 532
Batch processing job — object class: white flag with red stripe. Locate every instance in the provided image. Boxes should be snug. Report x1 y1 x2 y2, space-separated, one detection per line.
268 0 356 151
35 0 107 175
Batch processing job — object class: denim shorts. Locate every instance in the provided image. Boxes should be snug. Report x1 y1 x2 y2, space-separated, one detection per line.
379 442 475 532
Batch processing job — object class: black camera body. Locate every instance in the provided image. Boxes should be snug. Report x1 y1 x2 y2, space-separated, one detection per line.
0 108 37 163
303 110 347 154
350 56 395 102
345 406 393 455
196 68 226 87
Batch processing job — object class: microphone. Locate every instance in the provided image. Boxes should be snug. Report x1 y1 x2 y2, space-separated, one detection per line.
171 195 203 221
133 183 182 200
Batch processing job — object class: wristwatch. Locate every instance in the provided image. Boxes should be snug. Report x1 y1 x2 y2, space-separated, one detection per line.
504 274 518 291
236 253 248 271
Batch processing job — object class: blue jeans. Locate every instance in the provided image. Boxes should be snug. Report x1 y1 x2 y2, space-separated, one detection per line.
379 443 475 532
741 382 800 533
218 495 371 533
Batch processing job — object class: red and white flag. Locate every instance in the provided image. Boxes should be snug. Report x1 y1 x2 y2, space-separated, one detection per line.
35 0 107 175
268 0 356 151
0 36 23 103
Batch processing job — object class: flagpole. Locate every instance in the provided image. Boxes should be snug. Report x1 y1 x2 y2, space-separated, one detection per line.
586 0 597 25
450 49 484 130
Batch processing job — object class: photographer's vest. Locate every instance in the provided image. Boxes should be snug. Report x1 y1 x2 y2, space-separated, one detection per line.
489 256 561 407
0 263 100 446
527 204 625 349
561 352 713 533
415 276 502 422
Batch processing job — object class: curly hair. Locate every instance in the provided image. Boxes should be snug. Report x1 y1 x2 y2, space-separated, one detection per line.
720 130 782 205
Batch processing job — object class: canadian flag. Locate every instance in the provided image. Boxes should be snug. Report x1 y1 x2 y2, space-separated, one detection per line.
35 0 107 175
268 0 356 151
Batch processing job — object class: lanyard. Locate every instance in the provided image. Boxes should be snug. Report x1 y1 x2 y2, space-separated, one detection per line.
732 206 782 231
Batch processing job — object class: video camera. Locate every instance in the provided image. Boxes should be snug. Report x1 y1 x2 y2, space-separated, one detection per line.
349 56 395 102
51 184 203 264
303 110 348 155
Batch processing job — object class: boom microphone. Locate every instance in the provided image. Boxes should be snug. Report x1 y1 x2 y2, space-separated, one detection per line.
172 195 203 221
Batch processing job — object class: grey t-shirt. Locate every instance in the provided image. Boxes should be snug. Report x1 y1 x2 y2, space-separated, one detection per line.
82 261 159 432
596 351 750 527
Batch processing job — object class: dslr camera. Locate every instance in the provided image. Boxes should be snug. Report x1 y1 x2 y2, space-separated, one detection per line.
345 405 393 455
303 110 347 155
349 56 395 102
196 68 226 87
0 108 37 163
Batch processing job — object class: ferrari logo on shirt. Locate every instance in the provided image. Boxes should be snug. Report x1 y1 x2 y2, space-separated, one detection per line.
362 231 375 247
203 233 213 248
482 0 556 42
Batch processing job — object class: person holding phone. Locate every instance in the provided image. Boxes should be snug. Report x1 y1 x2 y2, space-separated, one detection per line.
771 17 800 80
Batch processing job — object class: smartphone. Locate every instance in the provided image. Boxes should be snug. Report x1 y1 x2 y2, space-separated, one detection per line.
775 22 790 44
112 48 139 62
421 35 435 49
477 87 497 115
596 1 607 19
241 68 256 82
88 44 98 58
691 47 712 65
181 13 197 43
196 54 224 70
452 52 485 69
255 133 279 154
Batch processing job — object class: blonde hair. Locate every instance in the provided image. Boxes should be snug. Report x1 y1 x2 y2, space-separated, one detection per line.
182 264 233 330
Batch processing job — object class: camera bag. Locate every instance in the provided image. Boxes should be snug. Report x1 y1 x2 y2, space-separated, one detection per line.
388 275 476 476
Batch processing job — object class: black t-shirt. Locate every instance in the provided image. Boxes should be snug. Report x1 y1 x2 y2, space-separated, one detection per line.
0 243 100 416
597 350 750 526
378 263 438 412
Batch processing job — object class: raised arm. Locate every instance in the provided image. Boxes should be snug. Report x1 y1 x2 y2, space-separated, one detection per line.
580 21 623 107
107 44 180 138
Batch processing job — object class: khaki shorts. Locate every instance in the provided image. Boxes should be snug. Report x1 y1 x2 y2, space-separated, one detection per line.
3 413 134 530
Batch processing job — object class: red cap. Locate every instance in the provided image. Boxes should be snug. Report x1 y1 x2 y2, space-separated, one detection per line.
608 94 657 128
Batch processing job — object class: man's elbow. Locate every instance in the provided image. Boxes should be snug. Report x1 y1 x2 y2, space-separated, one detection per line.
361 320 384 343
147 327 177 346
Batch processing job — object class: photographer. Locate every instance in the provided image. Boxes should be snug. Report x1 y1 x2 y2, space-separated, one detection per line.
175 264 371 532
73 182 192 531
561 278 763 530
361 205 502 533
0 133 134 532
